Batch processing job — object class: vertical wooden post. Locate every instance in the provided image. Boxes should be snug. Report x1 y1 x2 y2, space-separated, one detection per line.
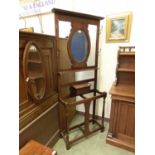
84 101 91 136
101 94 106 132
93 21 100 123
65 106 70 150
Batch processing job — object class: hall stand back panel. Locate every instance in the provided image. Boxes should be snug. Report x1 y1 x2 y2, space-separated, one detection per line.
58 38 76 131
19 31 59 148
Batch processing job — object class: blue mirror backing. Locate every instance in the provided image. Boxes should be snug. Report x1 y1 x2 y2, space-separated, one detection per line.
70 30 88 62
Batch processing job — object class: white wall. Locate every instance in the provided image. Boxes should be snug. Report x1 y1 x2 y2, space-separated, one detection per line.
19 0 75 35
19 0 135 118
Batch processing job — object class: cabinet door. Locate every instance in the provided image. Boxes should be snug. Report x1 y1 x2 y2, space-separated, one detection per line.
20 32 59 148
23 41 46 103
109 99 135 143
116 101 135 138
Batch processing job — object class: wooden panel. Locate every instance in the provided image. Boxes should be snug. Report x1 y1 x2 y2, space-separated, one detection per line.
112 95 134 103
125 104 135 137
107 47 135 152
107 99 135 152
117 102 128 135
19 103 59 149
19 31 59 148
108 100 115 136
51 48 58 92
119 56 135 70
58 38 76 130
19 32 55 49
19 32 58 106
42 49 55 97
19 95 58 130
110 84 134 98
19 38 54 49
23 41 46 103
116 101 135 137
117 72 135 85
19 61 28 103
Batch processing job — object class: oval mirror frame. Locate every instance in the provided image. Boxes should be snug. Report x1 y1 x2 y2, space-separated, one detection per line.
23 41 46 103
67 28 90 68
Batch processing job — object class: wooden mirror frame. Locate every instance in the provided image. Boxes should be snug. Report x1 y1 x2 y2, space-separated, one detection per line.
23 41 46 103
67 22 91 68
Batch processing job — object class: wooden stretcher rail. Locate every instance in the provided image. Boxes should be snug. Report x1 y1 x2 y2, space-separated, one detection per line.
59 90 106 107
61 118 104 148
60 78 95 87
59 66 98 73
61 89 95 100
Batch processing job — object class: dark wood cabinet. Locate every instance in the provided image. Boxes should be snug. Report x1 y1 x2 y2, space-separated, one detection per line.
106 46 135 152
19 32 59 148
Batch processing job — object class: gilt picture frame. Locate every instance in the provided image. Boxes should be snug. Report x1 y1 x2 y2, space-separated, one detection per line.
106 12 132 43
20 27 34 32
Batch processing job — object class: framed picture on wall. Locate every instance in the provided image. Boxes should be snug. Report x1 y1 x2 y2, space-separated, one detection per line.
106 12 132 43
19 27 34 32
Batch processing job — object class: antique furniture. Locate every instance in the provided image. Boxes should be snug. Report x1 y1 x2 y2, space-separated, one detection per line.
57 38 76 130
106 46 135 152
52 8 107 149
19 32 59 148
20 140 57 155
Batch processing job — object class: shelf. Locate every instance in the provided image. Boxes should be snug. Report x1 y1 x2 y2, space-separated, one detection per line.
117 68 135 72
71 83 91 89
110 83 135 98
119 52 135 56
29 76 44 80
28 72 44 80
60 78 95 87
28 60 42 64
28 52 41 60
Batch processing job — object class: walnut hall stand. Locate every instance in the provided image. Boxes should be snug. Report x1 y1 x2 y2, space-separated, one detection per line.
52 8 107 149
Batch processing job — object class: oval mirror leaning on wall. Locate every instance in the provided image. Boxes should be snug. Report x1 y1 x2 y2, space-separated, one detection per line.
67 29 90 68
23 41 46 103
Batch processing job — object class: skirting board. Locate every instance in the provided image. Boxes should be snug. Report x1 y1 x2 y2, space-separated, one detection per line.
106 133 135 152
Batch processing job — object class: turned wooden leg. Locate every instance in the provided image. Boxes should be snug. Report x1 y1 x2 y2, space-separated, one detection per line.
65 107 70 150
84 101 91 137
101 96 106 132
92 100 96 124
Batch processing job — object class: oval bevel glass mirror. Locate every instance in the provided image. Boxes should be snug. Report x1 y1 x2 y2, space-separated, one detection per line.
70 30 88 63
23 41 46 103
